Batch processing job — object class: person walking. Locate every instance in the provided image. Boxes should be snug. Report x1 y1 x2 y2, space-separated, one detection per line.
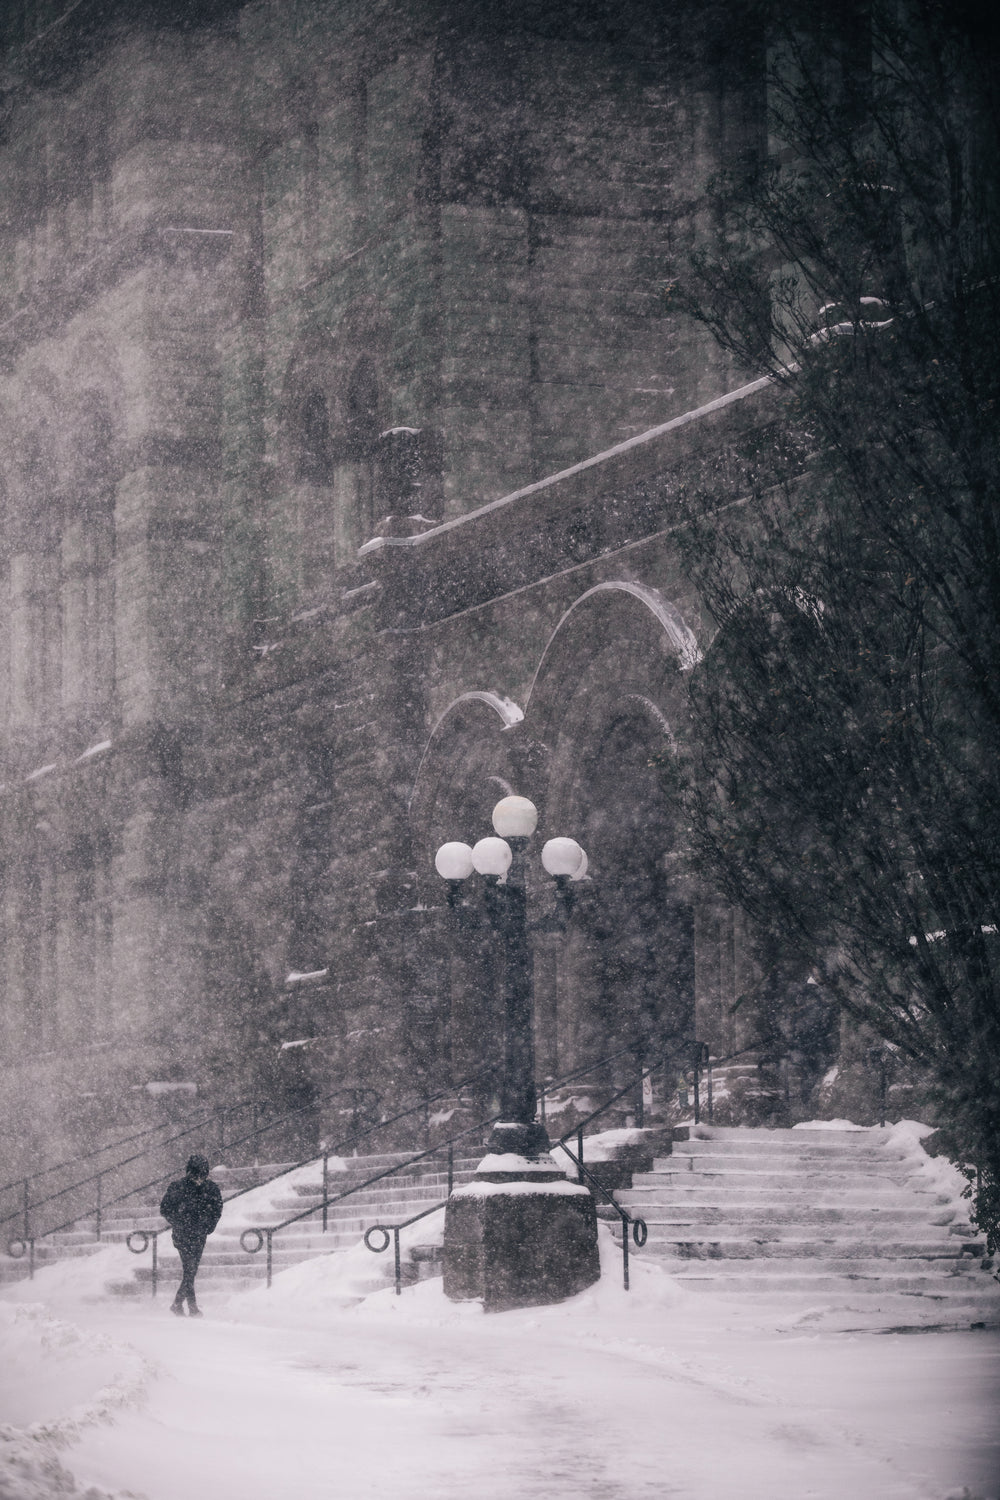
159 1153 223 1317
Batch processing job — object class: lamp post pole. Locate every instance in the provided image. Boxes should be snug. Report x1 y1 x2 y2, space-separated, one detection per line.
435 795 599 1309
496 834 536 1128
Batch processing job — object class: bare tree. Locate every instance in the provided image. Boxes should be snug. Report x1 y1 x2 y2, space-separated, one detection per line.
676 0 1000 1245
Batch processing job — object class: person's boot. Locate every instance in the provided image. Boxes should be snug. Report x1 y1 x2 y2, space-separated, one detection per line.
169 1299 185 1316
186 1299 203 1318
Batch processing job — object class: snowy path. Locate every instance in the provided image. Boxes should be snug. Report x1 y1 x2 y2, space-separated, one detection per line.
72 1309 999 1500
4 1250 998 1500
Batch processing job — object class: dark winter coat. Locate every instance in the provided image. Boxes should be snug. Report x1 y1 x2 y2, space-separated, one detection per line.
160 1175 223 1248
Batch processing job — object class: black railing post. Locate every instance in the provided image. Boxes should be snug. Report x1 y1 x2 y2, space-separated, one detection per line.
28 1237 35 1279
447 1143 454 1197
322 1154 329 1232
266 1228 273 1289
693 1061 700 1124
393 1228 402 1296
622 1213 630 1292
577 1127 584 1170
152 1233 159 1298
707 1059 714 1124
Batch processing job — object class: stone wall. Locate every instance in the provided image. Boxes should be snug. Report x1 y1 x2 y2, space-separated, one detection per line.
0 0 775 1173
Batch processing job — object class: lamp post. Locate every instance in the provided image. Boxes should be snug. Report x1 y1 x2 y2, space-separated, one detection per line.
434 794 600 1309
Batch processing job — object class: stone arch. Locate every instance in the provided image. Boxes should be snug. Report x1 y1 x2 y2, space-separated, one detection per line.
409 689 525 866
520 581 703 1085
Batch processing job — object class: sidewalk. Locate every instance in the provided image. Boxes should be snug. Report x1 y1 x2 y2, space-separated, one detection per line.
2 1227 998 1500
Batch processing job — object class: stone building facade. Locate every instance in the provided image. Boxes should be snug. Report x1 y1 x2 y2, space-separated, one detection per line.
0 0 782 1169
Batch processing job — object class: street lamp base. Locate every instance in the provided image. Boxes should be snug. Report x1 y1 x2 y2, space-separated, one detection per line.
484 1119 554 1161
443 1181 600 1311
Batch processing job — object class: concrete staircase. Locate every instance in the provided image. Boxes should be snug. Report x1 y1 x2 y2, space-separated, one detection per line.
615 1125 1000 1319
1 1151 482 1299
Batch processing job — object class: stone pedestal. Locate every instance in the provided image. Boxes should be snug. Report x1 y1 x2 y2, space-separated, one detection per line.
443 1147 601 1311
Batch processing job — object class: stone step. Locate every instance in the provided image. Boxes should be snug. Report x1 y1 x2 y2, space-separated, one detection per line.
671 1128 899 1146
153 1242 359 1268
289 1166 481 1196
641 1268 1000 1297
14 1240 107 1262
669 1148 911 1170
680 1125 876 1140
681 1124 883 1139
621 1200 957 1223
643 1162 919 1185
608 1232 980 1260
261 1192 454 1224
628 1254 987 1279
617 1205 951 1228
285 1173 474 1204
624 1182 941 1202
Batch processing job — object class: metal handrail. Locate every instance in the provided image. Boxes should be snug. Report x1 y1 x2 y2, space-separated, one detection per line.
0 1099 261 1238
0 1096 261 1235
5 1069 494 1275
0 1086 379 1236
537 1042 639 1124
214 1065 496 1218
364 1202 446 1295
546 1048 699 1289
0 1098 254 1195
125 1228 164 1298
557 1137 647 1291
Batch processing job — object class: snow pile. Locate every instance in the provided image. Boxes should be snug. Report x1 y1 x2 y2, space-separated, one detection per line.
0 1247 137 1307
0 1430 135 1500
352 1222 687 1326
792 1117 868 1130
883 1119 979 1223
223 1206 449 1315
0 1302 152 1442
0 1300 152 1500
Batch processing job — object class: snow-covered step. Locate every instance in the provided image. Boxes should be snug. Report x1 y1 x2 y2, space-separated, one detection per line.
650 1268 995 1295
613 1237 979 1261
627 1188 944 1207
626 1205 949 1227
661 1148 914 1171
641 1158 923 1182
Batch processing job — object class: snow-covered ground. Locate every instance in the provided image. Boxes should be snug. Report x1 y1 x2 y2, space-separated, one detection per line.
2 1124 998 1500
